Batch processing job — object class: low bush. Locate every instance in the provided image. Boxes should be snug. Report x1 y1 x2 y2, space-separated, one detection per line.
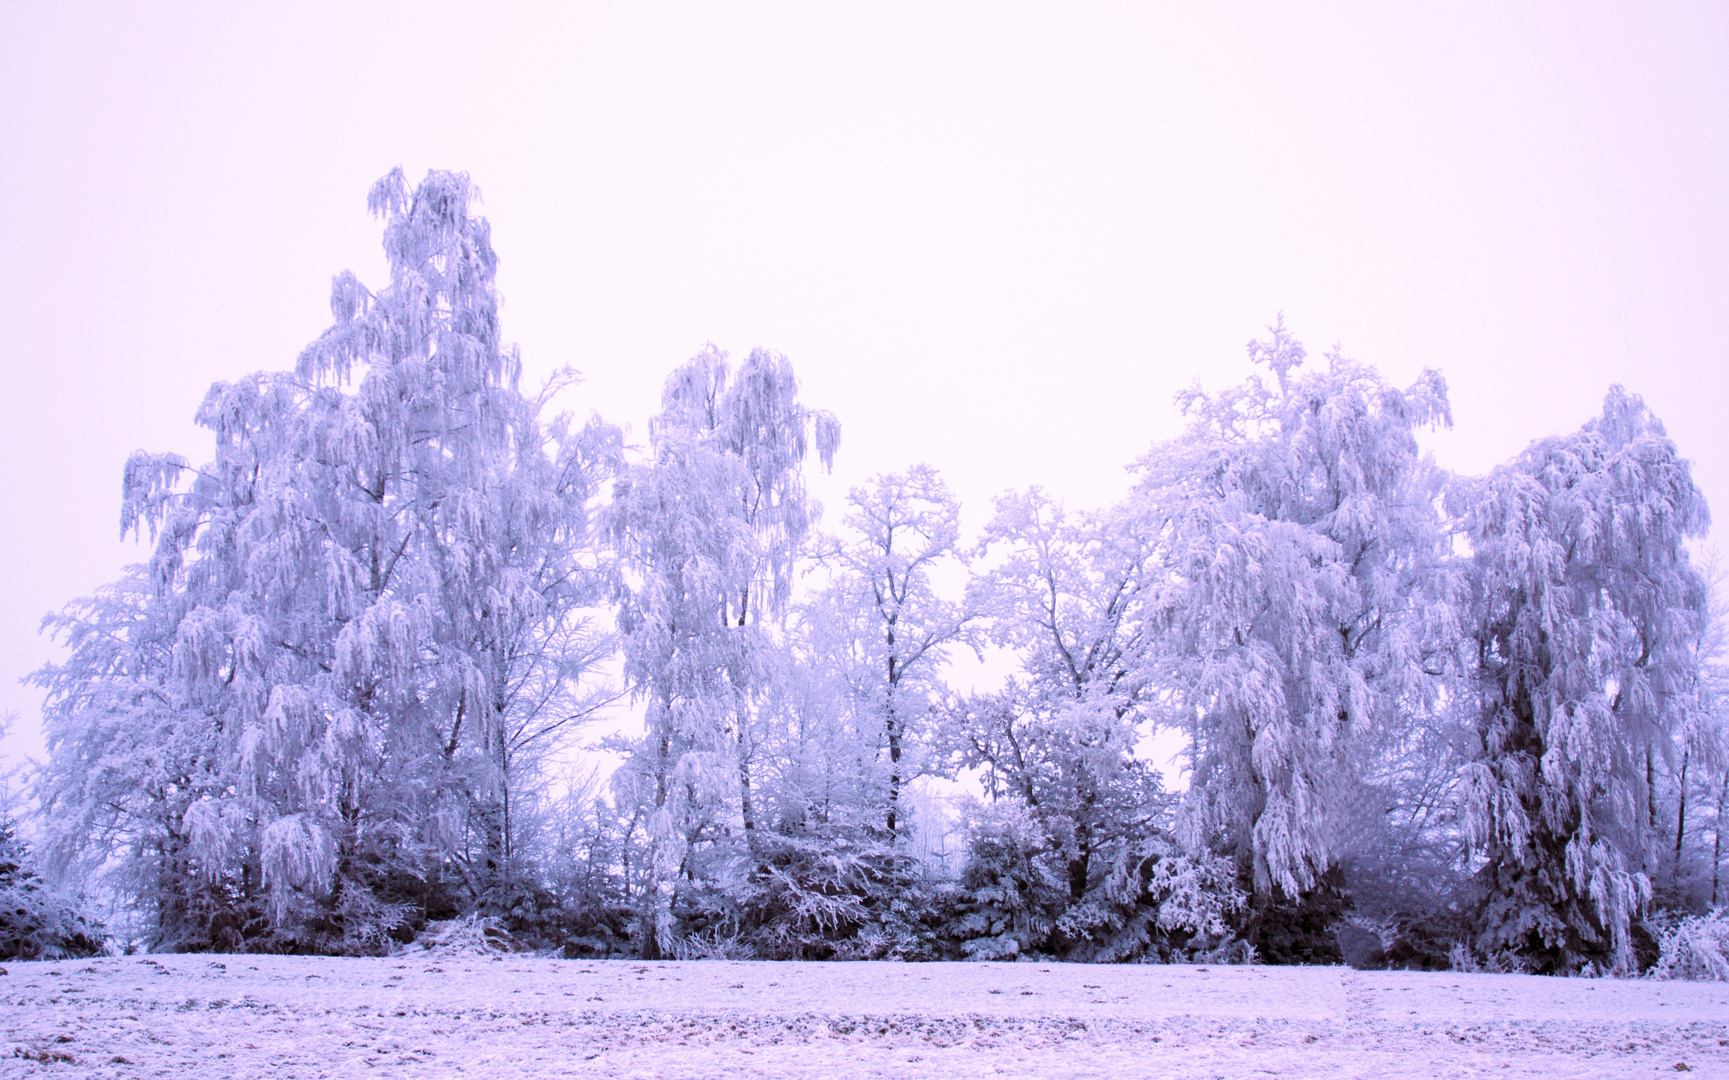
0 823 104 960
1649 911 1729 981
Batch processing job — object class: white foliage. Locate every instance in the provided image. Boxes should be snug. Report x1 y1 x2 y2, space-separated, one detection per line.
260 814 336 920
1147 851 1244 939
38 169 617 945
1136 317 1453 899
608 345 836 956
180 800 232 883
1650 911 1729 981
1459 386 1709 970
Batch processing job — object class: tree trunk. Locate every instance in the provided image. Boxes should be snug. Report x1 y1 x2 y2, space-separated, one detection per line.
1713 770 1727 909
738 729 756 836
885 711 903 836
1647 747 1658 830
641 721 676 960
885 649 902 837
476 713 509 899
1674 749 1690 868
1068 838 1091 903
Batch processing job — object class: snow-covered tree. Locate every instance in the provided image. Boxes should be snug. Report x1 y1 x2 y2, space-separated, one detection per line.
816 465 973 836
935 487 1231 962
32 569 214 943
607 345 838 958
0 715 105 960
962 489 1160 903
36 169 616 950
972 490 1151 722
1656 550 1729 910
1457 386 1709 972
1134 318 1455 916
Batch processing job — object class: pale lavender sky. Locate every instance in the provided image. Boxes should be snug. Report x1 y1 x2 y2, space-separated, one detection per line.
2 3 1726 763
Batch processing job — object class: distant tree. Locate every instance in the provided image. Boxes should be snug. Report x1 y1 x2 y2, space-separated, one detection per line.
607 345 837 958
1659 550 1729 910
763 599 878 832
1133 318 1455 932
935 488 1238 963
1457 387 1709 972
35 169 616 950
963 489 1158 905
819 465 973 836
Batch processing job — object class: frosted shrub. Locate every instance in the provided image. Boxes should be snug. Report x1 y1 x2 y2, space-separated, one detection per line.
0 881 103 961
951 798 1063 960
1146 849 1244 943
1447 942 1479 973
331 886 416 956
947 787 1248 962
719 822 948 961
400 914 517 958
0 825 103 961
1650 911 1729 981
1046 840 1247 963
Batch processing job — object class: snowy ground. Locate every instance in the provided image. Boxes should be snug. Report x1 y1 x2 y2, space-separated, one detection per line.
2 954 1726 1078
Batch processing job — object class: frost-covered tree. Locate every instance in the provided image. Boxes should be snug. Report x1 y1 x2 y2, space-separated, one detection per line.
936 488 1237 962
32 569 215 942
0 715 105 960
938 685 1229 962
818 465 973 836
1134 318 1455 920
607 345 838 958
36 169 616 950
963 489 1159 904
1457 387 1709 972
973 490 1151 721
1655 551 1729 910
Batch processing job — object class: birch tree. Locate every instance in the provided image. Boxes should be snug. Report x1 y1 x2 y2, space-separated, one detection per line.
608 345 837 958
1136 318 1455 914
36 169 616 949
1458 386 1709 972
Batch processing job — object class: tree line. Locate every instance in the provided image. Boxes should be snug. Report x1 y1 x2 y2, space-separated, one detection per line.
22 170 1728 973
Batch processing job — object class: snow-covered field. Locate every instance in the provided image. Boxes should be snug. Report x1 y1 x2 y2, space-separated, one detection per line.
2 954 1725 1079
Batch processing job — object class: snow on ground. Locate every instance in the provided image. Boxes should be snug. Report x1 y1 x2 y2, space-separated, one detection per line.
2 954 1726 1079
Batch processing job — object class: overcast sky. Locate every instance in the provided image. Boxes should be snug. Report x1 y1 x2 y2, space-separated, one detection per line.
3 3 1726 766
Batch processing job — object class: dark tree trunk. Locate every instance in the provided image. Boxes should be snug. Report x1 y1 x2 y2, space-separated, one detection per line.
1675 750 1690 867
1713 771 1727 908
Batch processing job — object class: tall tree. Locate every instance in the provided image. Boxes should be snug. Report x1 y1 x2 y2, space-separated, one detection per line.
945 491 1233 961
820 465 972 836
608 345 837 958
1664 551 1729 907
1458 386 1709 972
964 488 1158 905
1135 318 1455 915
36 169 616 949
